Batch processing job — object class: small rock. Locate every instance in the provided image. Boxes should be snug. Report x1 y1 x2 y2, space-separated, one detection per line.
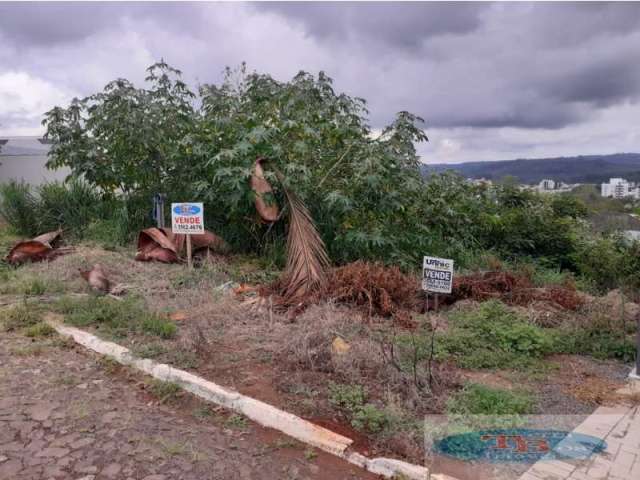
70 437 94 450
43 464 66 477
0 459 23 478
0 456 8 463
142 475 166 480
28 402 57 422
331 336 350 355
74 464 98 474
56 456 73 468
76 383 88 390
101 463 122 478
101 412 118 423
75 476 95 480
36 447 70 458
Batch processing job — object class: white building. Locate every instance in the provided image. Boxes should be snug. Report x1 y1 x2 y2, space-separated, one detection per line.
535 179 577 194
538 179 556 191
601 178 640 199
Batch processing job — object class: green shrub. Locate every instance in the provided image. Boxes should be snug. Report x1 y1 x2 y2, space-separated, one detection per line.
21 278 47 296
571 237 625 292
82 219 122 250
328 382 391 433
226 414 249 429
351 404 391 433
0 303 41 331
0 179 148 247
328 382 367 413
437 300 553 369
141 315 177 339
446 384 534 416
134 343 168 358
54 296 176 339
148 380 182 403
0 181 40 236
552 329 636 362
0 275 66 296
36 179 103 238
24 322 56 338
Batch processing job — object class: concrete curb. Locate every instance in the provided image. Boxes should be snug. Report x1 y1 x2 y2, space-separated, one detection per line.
49 321 430 479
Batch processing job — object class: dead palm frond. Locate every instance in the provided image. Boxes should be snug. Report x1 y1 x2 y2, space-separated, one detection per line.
251 157 280 223
279 186 330 304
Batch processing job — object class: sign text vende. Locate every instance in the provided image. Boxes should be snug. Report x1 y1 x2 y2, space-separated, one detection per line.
171 202 204 234
422 255 454 294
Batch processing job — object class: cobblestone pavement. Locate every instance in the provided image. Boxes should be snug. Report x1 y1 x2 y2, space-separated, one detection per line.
0 332 376 480
519 405 640 480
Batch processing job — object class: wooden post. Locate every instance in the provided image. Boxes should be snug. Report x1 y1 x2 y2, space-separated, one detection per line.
186 234 192 269
158 196 165 229
636 309 640 376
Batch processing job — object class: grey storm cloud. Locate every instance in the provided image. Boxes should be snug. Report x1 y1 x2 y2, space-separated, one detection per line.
1 2 640 162
0 2 207 46
256 2 488 51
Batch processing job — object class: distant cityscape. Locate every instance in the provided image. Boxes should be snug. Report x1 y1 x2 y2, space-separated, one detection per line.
468 176 640 200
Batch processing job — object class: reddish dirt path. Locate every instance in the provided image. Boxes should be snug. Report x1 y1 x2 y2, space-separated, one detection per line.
0 332 378 480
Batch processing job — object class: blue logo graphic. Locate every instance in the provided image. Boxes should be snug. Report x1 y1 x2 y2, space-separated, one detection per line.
434 429 606 463
173 204 201 216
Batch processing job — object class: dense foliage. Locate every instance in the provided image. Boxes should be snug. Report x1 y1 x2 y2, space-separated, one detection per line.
0 61 631 290
0 180 145 246
42 62 431 266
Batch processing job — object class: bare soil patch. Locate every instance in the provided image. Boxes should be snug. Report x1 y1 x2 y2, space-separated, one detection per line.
3 244 635 471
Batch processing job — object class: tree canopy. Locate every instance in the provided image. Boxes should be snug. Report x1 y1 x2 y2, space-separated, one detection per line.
42 61 603 273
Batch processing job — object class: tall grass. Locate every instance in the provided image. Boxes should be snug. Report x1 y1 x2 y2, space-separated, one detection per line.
0 179 149 245
36 179 103 237
0 181 40 236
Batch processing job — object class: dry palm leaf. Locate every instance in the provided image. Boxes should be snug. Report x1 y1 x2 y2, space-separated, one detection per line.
79 264 111 294
279 187 330 303
32 229 63 246
135 228 179 263
251 157 280 223
5 229 69 265
135 227 229 263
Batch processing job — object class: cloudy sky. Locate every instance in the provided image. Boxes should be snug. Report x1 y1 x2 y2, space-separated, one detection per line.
1 1 640 164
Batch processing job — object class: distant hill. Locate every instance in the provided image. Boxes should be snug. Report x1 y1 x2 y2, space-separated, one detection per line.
422 153 640 184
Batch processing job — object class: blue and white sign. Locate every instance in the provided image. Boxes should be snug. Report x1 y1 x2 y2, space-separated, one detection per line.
171 202 204 234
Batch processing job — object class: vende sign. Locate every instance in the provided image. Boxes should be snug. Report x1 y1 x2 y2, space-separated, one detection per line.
422 256 454 294
171 202 204 234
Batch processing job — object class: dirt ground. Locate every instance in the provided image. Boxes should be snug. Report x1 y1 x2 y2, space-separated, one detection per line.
0 331 377 480
2 242 635 475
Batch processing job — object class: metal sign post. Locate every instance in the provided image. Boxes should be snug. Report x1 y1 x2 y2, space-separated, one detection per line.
153 193 167 229
186 234 193 269
171 202 204 270
636 310 640 377
422 256 453 387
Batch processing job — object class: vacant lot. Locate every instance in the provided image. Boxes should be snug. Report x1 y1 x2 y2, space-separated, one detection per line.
2 231 637 479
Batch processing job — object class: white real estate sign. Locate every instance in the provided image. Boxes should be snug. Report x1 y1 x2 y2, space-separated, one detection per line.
422 256 454 294
171 202 204 234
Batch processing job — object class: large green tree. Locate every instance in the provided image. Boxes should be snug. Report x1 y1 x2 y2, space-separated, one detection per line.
43 62 429 266
43 61 196 196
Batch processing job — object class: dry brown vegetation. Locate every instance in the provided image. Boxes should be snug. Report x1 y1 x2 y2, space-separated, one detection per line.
2 243 635 464
449 270 584 310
